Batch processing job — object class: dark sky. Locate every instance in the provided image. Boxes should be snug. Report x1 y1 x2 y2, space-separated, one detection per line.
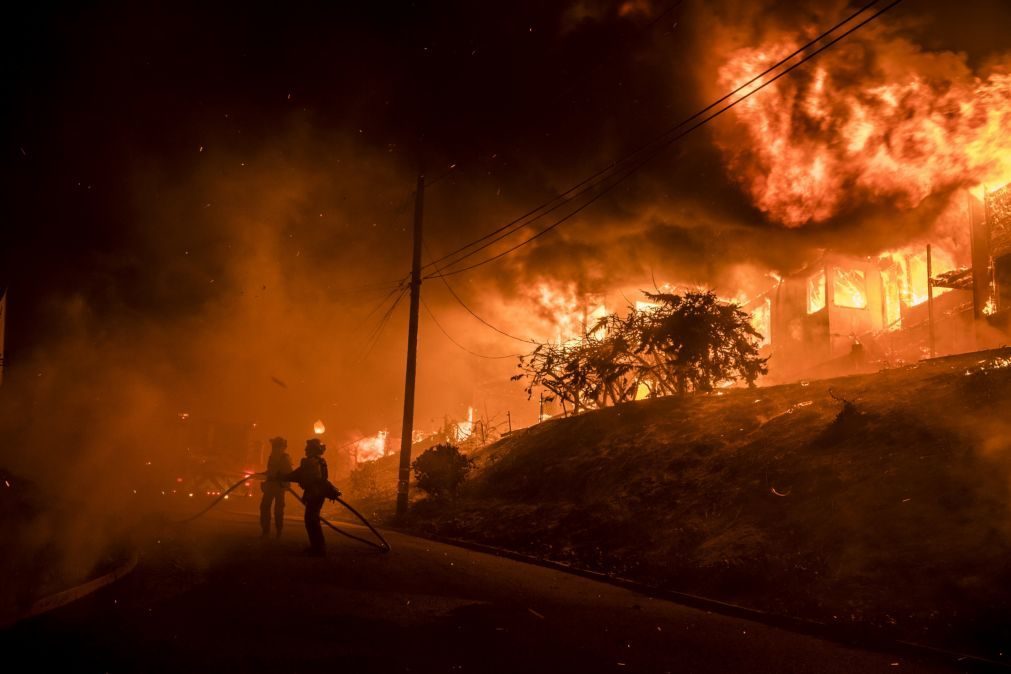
2 1 688 349
2 0 1010 440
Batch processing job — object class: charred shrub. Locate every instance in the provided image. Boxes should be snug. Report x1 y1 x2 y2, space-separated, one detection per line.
411 443 474 499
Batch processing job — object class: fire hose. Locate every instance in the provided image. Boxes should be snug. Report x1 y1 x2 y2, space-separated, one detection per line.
174 472 391 553
284 486 391 553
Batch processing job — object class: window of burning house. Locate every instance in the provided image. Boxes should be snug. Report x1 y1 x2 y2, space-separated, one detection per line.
750 297 771 347
833 268 868 309
881 265 902 328
807 270 826 314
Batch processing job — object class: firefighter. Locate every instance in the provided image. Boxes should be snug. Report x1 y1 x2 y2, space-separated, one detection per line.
259 436 293 538
283 438 336 556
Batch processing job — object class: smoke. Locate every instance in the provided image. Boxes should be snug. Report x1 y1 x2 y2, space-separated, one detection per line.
489 0 1011 293
4 1 1011 601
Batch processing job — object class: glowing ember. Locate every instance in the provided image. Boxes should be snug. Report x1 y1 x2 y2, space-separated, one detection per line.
313 419 325 435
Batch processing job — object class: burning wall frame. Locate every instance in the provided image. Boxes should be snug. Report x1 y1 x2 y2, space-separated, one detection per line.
765 244 977 382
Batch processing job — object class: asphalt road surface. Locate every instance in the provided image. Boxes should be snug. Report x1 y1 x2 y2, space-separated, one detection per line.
3 508 963 673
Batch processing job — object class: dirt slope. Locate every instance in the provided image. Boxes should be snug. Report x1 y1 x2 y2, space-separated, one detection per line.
404 348 1011 659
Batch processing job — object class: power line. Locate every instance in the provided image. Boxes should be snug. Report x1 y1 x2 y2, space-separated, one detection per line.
360 275 410 325
420 297 521 360
423 241 540 344
417 0 691 273
424 0 900 279
362 284 410 360
421 0 888 276
424 0 889 277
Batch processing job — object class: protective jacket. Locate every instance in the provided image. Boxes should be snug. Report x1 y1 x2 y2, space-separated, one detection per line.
284 455 331 500
262 451 293 493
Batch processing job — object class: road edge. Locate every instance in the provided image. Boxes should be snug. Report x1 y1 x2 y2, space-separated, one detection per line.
387 526 1008 673
15 552 139 624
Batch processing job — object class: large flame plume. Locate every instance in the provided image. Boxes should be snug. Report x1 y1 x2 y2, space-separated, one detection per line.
714 28 1011 227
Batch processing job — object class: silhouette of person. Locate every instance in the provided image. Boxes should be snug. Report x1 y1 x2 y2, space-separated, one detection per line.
282 438 330 556
259 437 292 538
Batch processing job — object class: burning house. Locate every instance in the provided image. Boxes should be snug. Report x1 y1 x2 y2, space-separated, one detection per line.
752 184 1011 382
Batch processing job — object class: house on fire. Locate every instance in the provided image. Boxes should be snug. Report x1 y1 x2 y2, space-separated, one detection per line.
747 184 1011 382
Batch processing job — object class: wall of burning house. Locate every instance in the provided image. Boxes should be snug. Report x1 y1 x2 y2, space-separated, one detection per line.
980 184 1011 328
763 245 979 382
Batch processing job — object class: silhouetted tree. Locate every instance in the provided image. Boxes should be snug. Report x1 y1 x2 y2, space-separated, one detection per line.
411 443 474 498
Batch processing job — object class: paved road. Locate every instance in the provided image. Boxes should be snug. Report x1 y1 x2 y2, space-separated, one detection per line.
2 508 961 673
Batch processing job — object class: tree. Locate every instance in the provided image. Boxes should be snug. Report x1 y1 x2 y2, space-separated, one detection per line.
633 289 767 395
513 341 586 415
514 288 768 408
411 443 474 498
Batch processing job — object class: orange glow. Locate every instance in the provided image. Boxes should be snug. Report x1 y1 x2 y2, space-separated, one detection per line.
454 407 476 442
533 283 607 344
717 44 1011 226
750 297 772 346
313 419 325 435
879 247 954 319
353 429 388 463
833 269 868 310
807 270 826 314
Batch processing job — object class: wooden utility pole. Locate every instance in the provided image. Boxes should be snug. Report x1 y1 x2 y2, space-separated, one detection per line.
926 244 936 358
396 174 424 517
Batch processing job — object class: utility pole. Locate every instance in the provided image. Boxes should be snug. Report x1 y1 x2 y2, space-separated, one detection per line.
506 410 512 434
396 173 424 517
926 244 936 358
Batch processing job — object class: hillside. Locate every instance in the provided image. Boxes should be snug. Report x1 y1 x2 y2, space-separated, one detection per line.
401 348 1011 660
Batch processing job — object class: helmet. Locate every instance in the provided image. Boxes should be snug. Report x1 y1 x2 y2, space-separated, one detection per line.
306 438 326 456
269 436 287 450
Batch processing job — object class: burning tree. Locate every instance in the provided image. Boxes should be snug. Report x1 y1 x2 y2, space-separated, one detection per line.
629 290 767 395
514 289 768 411
514 329 637 415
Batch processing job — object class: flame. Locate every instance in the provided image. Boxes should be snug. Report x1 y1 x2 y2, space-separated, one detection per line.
353 429 388 463
313 419 325 434
454 407 476 442
716 40 1011 226
750 297 772 346
833 268 868 310
807 269 826 314
879 247 954 328
532 283 607 344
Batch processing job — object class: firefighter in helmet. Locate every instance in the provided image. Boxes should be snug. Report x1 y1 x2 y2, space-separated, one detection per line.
282 438 337 556
259 436 293 538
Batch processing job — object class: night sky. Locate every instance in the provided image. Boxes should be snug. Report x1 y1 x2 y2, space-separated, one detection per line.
3 0 1011 442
